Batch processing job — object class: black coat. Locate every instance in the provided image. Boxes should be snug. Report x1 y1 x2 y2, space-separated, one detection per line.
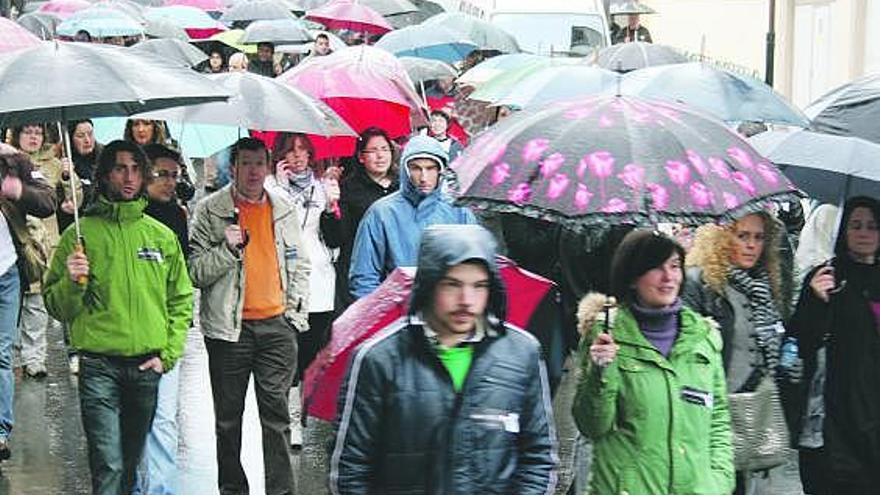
789 256 880 488
331 319 557 495
145 199 189 258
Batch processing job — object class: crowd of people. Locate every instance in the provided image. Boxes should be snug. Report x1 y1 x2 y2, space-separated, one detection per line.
0 6 876 495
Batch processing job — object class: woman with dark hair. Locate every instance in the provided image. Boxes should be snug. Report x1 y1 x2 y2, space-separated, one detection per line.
573 229 734 495
122 119 195 202
789 196 880 494
8 123 83 379
329 127 399 309
203 50 226 74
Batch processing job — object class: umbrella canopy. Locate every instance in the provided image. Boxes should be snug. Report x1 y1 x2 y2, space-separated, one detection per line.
399 56 456 83
620 62 809 127
595 42 687 72
0 41 229 127
92 0 147 22
467 56 581 103
360 0 417 16
57 6 145 37
457 53 545 87
194 28 256 53
38 0 91 19
0 17 42 54
375 23 476 63
220 0 296 22
129 37 209 67
609 0 656 16
279 44 425 133
16 12 62 40
135 71 356 138
452 94 799 229
305 0 393 35
806 73 880 145
144 16 190 39
386 0 443 29
241 18 312 44
274 28 344 54
303 259 557 422
146 5 227 39
749 129 880 203
491 65 619 109
164 0 225 11
422 12 519 54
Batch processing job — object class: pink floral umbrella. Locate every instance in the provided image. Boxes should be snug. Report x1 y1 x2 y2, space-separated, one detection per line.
164 0 225 12
451 94 800 228
278 45 426 157
305 0 393 35
39 0 92 19
0 18 41 54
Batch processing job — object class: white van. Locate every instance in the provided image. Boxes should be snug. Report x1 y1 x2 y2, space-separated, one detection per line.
435 0 612 57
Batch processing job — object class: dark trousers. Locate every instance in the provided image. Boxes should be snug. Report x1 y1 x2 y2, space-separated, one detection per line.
78 353 161 495
296 311 333 381
206 316 297 495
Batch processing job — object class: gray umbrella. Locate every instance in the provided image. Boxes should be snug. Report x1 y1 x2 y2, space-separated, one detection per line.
806 73 880 146
399 56 456 83
0 41 229 127
144 17 190 40
609 0 656 16
135 71 357 137
361 0 417 16
422 12 519 54
129 38 209 67
595 42 686 72
17 12 61 40
221 0 296 22
241 18 312 44
91 0 147 23
750 129 880 203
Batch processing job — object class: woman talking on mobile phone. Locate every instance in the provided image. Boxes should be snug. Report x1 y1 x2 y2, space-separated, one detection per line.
789 196 880 494
572 229 734 495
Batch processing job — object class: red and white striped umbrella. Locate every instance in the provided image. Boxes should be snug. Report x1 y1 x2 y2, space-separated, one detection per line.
0 17 41 54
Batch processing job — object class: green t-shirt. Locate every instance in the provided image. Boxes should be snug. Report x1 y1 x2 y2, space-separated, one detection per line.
437 345 475 392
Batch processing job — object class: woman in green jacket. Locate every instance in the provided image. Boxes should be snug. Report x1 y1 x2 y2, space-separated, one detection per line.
573 230 734 495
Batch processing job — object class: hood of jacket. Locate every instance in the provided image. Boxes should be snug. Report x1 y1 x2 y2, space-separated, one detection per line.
399 135 448 206
84 195 147 223
409 224 506 326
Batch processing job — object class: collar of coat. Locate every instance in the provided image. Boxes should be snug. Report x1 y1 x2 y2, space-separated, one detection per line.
204 184 295 222
85 195 147 223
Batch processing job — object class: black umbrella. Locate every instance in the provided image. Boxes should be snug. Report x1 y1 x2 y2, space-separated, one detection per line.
806 73 880 145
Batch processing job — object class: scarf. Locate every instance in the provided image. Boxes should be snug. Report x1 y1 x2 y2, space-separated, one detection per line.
727 266 784 375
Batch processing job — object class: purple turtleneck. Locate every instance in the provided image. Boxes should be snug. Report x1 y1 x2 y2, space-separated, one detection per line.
631 298 682 357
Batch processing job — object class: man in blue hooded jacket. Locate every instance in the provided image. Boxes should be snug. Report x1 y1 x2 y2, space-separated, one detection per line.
331 224 558 494
348 135 476 299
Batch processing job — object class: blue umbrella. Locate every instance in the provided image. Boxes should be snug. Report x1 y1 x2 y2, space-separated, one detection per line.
56 6 144 37
620 62 809 127
375 23 476 63
93 116 243 158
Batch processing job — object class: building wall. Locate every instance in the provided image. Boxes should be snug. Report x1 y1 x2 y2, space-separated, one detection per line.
641 0 875 109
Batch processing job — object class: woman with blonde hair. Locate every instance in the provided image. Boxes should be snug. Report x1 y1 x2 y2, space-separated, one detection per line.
683 210 793 494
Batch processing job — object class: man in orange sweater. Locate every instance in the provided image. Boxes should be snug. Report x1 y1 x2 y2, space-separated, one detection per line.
189 137 310 495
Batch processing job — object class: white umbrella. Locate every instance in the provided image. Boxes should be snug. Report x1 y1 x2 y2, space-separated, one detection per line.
134 71 357 137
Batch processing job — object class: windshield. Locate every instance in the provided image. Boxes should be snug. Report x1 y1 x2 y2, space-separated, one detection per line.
490 12 608 56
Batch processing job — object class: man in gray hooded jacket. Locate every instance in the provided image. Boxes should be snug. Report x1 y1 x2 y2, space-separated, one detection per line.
331 224 558 494
348 135 476 299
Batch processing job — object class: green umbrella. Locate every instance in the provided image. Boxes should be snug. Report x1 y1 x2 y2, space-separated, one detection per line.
467 57 580 103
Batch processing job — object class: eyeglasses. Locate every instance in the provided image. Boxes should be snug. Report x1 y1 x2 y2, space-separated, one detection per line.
152 170 180 181
361 147 391 155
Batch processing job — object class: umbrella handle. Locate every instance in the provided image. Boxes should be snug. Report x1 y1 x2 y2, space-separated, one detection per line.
74 241 88 286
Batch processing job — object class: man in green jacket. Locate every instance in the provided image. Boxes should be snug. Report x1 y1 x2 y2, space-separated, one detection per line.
43 140 193 495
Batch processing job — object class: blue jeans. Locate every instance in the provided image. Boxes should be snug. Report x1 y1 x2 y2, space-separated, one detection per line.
0 265 20 440
133 364 180 495
79 353 161 495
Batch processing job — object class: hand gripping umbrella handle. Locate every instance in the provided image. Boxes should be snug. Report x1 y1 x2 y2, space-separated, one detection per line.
74 240 87 286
